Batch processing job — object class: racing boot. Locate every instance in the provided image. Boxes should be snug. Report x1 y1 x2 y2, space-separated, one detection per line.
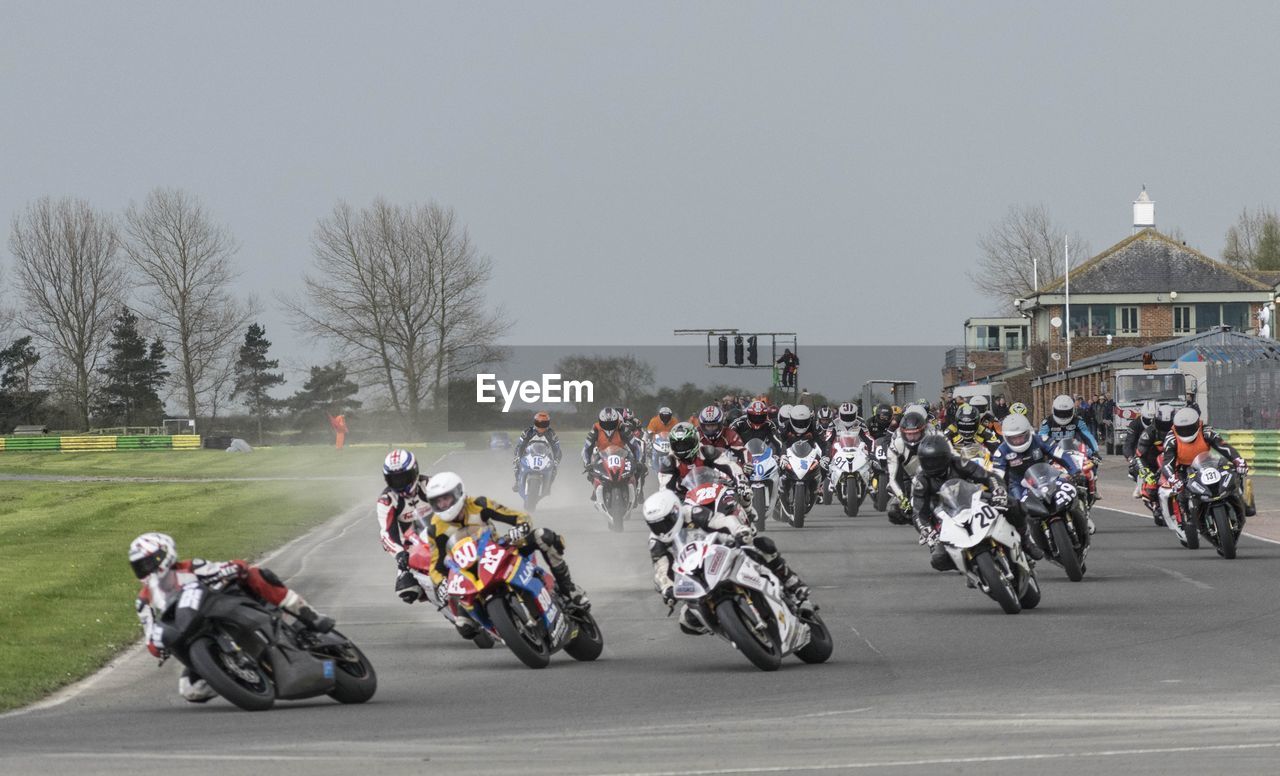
929 543 956 572
678 605 710 635
282 591 335 632
1020 528 1044 561
550 562 591 610
179 669 217 703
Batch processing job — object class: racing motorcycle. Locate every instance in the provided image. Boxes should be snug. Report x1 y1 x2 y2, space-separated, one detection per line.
150 575 376 711
1060 440 1098 510
517 440 556 512
444 524 604 668
828 432 871 518
592 444 639 531
870 436 892 513
777 440 821 528
933 479 1041 614
672 471 833 671
744 438 779 530
650 433 670 483
1181 451 1247 559
1020 462 1091 581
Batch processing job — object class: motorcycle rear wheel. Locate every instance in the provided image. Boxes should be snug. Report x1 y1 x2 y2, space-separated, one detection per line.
1211 504 1237 559
1049 519 1083 582
975 551 1021 615
715 596 782 671
326 639 378 704
563 611 605 662
188 636 275 711
1183 511 1200 550
486 593 552 669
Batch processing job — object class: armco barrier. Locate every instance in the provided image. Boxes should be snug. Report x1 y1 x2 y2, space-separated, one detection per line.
0 435 203 452
1220 430 1280 477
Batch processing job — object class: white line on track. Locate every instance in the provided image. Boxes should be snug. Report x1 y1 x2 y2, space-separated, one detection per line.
1100 502 1280 546
593 741 1280 775
1149 565 1213 590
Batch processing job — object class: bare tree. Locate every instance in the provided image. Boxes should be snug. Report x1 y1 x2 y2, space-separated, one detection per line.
284 199 509 428
1223 206 1280 270
123 188 252 420
970 204 1090 307
10 197 127 428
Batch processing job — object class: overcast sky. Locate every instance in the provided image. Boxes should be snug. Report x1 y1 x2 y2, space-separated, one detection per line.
4 2 1279 377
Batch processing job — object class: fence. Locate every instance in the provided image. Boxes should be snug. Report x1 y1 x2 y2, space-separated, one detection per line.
1206 358 1280 429
0 435 203 452
1220 430 1280 477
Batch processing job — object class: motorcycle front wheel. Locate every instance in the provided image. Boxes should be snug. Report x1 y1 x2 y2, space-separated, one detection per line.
486 592 552 669
325 638 378 704
974 550 1021 615
795 612 834 664
841 476 860 517
563 611 605 662
752 487 768 532
187 636 275 711
792 482 807 528
715 596 782 671
1211 503 1237 559
1049 519 1083 582
873 474 890 513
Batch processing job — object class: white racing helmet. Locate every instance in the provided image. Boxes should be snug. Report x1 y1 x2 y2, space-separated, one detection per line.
1002 413 1035 454
129 532 177 580
424 471 466 523
1173 407 1202 443
643 490 683 541
1052 394 1075 424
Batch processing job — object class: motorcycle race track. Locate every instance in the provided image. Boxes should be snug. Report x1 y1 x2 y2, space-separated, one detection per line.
4 451 1280 775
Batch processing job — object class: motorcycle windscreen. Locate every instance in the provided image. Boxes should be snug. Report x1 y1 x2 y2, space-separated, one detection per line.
789 440 814 457
681 466 729 492
936 479 985 518
524 441 552 469
1022 463 1062 500
745 437 770 457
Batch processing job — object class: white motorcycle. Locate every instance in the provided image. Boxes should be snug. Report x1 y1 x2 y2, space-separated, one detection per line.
828 432 871 518
517 440 556 512
671 495 833 670
778 440 821 528
933 479 1041 615
744 438 779 530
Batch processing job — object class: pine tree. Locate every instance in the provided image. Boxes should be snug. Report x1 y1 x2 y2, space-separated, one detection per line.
232 323 285 444
96 307 169 426
287 362 361 436
0 336 47 428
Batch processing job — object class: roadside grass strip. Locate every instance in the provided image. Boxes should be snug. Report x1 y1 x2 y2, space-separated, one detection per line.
0 443 449 712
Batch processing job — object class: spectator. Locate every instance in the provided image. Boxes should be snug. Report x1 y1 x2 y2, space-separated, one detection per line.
993 396 1010 420
777 348 799 388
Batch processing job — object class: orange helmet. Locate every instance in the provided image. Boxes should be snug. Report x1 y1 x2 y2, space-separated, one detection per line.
533 412 550 431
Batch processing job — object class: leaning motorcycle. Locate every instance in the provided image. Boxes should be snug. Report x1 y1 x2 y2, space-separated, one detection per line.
828 433 871 518
592 444 639 531
745 438 779 530
444 524 604 668
1020 462 1091 581
1181 451 1247 559
777 440 821 528
406 541 495 649
517 440 556 512
933 479 1041 614
671 472 832 671
152 576 376 711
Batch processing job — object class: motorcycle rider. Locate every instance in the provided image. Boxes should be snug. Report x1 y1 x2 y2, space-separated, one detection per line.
885 406 932 526
647 406 679 438
697 404 746 462
992 413 1091 539
1040 393 1101 500
945 403 1001 457
130 532 334 703
582 407 644 500
642 489 811 635
910 436 1018 571
422 471 590 608
1132 404 1175 527
730 399 784 454
658 422 748 497
866 403 897 440
1156 407 1249 539
511 411 562 490
779 404 831 473
1122 401 1158 500
815 405 836 434
776 404 795 436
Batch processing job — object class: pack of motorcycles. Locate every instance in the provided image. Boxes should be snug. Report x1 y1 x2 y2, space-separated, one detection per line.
176 414 1251 709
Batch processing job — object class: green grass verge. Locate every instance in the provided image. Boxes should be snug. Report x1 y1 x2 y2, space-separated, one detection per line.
0 442 461 479
0 443 451 712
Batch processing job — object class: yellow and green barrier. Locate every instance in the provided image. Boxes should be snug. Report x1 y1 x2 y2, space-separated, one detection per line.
0 435 202 452
1221 430 1280 477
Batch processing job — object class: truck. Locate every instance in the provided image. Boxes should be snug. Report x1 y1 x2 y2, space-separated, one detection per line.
861 380 917 416
1109 367 1199 453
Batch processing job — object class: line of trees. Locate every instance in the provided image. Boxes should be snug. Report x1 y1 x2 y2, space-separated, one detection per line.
2 191 508 436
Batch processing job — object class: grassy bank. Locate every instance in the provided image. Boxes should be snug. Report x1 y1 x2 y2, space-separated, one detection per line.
0 443 450 712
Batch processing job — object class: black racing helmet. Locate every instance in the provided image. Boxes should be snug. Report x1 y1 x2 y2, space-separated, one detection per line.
955 404 979 438
918 435 953 477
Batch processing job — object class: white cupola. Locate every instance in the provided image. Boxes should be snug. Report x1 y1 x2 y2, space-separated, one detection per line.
1133 186 1155 232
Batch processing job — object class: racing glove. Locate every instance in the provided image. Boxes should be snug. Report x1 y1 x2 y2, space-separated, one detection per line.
394 549 410 572
395 570 423 604
1234 458 1249 475
660 583 675 607
1171 478 1185 495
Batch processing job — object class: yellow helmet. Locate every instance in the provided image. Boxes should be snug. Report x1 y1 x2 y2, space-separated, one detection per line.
1010 402 1029 416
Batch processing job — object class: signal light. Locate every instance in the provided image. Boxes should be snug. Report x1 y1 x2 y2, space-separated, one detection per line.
734 335 744 365
747 335 758 365
717 335 728 365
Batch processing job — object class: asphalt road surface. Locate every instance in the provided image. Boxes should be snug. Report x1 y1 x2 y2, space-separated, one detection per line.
4 450 1280 775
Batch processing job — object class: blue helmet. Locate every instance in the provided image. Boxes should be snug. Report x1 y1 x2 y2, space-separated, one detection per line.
383 449 419 494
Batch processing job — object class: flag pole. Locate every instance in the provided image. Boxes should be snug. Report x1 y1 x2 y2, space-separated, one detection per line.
1065 236 1072 367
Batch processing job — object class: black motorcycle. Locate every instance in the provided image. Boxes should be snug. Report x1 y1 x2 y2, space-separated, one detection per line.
870 435 892 513
1182 451 1247 559
1020 462 1091 581
157 579 376 711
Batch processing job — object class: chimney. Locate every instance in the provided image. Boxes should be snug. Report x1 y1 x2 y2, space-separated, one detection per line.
1133 186 1155 233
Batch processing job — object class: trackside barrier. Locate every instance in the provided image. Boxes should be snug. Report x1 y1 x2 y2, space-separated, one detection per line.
1220 430 1280 477
0 435 203 452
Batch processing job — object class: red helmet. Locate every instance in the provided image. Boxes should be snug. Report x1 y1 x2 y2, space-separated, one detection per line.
533 411 550 431
746 400 769 428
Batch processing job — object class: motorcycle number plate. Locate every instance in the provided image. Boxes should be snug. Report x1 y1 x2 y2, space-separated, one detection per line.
530 456 546 469
607 455 623 468
451 537 479 569
1201 468 1221 485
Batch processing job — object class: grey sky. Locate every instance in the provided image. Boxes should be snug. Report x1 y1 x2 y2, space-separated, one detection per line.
4 2 1279 380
